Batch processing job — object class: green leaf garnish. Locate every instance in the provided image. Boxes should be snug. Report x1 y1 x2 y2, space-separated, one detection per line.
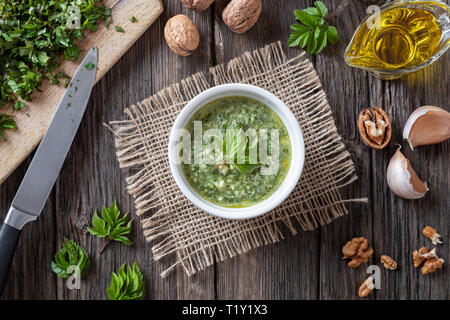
51 238 91 279
115 26 125 33
288 1 339 54
130 16 137 23
106 262 145 300
0 0 111 134
215 128 262 176
87 200 133 253
0 114 18 141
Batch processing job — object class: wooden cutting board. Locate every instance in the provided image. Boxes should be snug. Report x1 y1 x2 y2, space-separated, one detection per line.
0 0 163 185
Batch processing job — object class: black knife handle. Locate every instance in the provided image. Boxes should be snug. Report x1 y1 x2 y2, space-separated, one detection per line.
0 223 20 296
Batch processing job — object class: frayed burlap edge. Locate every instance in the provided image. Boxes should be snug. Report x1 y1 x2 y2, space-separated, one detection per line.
108 42 367 277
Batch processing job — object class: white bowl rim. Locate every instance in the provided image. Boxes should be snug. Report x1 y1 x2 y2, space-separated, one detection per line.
168 83 305 220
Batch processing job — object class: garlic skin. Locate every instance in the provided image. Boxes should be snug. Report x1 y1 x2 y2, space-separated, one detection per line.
386 149 428 199
403 106 450 150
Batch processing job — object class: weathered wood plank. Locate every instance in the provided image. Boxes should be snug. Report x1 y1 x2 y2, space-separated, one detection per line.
0 159 57 300
314 0 374 300
369 53 449 300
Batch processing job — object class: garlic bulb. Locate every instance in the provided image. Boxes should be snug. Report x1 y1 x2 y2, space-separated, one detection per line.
403 106 450 150
386 149 428 199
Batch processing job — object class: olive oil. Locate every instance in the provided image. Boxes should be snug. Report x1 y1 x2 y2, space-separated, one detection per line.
346 6 443 70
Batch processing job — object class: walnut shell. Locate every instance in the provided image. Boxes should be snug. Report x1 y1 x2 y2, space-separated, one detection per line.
358 106 392 150
222 0 262 34
181 0 214 11
164 14 200 56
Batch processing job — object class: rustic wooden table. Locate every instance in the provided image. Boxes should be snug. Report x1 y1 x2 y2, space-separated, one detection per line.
1 0 448 300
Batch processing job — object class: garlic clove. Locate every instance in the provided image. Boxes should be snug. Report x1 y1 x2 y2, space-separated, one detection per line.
403 106 450 150
386 149 428 199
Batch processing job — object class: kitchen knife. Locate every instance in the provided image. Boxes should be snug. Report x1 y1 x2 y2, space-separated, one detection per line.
0 47 98 295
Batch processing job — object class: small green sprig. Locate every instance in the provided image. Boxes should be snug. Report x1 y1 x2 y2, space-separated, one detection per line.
0 114 18 141
51 238 91 279
288 1 339 54
106 262 145 300
84 62 96 70
87 200 133 253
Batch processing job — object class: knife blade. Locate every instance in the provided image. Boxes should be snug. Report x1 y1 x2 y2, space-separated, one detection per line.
0 46 98 295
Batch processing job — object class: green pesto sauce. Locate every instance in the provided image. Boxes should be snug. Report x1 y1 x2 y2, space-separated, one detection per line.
181 96 292 208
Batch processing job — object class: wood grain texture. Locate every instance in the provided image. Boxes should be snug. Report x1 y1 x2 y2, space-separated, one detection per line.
1 0 448 300
0 0 163 185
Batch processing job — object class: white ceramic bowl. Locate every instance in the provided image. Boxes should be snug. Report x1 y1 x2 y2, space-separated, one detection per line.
168 84 304 220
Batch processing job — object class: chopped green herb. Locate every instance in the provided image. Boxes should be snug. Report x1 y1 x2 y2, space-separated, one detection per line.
66 102 72 108
115 26 125 33
106 262 145 300
0 114 18 141
130 16 137 23
288 1 339 54
0 0 111 124
85 62 96 70
51 238 91 279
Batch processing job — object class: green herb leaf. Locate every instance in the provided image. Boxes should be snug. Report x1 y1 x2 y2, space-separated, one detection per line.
130 16 137 23
326 26 339 44
303 7 319 16
0 114 18 141
51 238 91 279
294 10 316 27
314 1 328 17
115 26 125 33
85 62 96 70
13 101 25 110
290 24 309 33
315 30 328 54
107 262 145 300
288 2 338 55
87 200 134 252
306 30 318 54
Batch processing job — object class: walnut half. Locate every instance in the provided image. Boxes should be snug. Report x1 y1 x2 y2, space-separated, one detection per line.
358 107 392 150
164 14 200 56
342 237 374 268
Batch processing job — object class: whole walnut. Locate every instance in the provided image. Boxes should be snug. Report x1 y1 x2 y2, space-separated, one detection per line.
164 14 200 56
181 0 214 11
222 0 262 34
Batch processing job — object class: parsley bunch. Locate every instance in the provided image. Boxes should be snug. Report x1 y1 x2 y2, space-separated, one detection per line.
0 114 17 140
288 1 338 54
107 262 145 300
87 200 133 253
0 0 111 112
51 238 91 279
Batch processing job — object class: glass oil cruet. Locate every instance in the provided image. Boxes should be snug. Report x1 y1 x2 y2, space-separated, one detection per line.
345 0 450 79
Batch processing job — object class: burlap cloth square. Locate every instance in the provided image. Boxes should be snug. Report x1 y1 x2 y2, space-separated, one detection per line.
109 42 367 277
